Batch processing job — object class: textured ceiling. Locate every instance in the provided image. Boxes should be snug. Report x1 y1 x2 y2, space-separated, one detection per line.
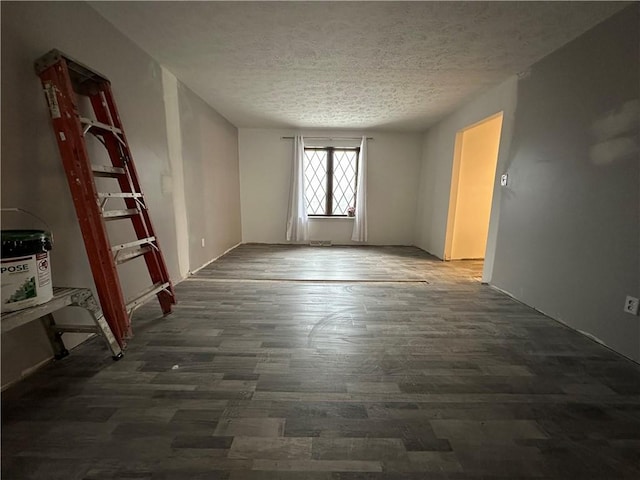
90 1 626 131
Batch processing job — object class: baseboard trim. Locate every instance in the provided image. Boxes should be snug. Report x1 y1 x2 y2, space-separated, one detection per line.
186 242 242 278
488 283 639 366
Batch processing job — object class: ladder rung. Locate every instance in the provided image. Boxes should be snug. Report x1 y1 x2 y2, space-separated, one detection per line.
97 192 143 199
80 117 123 135
102 208 139 220
126 282 171 313
112 237 156 253
115 246 152 265
92 165 126 178
53 325 100 334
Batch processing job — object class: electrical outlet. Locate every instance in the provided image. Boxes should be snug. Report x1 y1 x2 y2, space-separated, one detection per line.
624 295 639 315
201 238 205 248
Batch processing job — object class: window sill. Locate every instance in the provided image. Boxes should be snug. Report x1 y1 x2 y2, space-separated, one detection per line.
309 216 355 220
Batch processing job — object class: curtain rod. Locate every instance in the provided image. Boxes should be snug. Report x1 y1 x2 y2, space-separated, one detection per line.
281 136 373 140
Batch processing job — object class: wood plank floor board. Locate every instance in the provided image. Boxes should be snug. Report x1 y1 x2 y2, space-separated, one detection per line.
2 244 640 479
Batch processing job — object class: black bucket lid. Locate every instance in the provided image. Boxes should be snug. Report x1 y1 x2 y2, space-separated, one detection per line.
1 229 53 257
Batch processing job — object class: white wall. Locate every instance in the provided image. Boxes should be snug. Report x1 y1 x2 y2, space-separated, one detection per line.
177 78 242 271
1 1 241 388
416 6 639 362
414 76 518 280
162 68 191 279
449 114 503 260
491 6 639 362
239 129 422 245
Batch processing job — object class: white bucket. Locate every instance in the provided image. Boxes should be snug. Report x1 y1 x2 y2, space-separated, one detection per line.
1 230 53 313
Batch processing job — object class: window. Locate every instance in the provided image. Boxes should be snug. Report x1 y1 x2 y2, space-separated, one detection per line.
303 147 359 216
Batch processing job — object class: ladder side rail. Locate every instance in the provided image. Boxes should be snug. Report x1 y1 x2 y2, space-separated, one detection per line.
37 60 130 344
88 89 176 314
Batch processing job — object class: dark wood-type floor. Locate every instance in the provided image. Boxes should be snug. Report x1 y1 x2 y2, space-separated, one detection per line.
3 244 640 479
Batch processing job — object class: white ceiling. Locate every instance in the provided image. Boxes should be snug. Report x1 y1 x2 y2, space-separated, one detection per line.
90 1 626 131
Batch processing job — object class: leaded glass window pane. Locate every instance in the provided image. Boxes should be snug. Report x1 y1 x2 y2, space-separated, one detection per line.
303 147 358 216
332 150 357 215
303 149 327 215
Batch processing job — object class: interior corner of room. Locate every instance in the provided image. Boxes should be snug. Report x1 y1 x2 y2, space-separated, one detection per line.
1 0 638 391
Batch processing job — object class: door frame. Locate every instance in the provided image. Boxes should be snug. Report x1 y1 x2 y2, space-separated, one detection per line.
444 111 504 262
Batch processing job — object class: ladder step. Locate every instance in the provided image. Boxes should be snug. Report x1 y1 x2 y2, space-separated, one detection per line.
92 165 126 178
102 208 139 220
126 282 171 313
53 325 100 334
115 246 152 265
80 117 123 135
97 192 143 199
112 237 156 253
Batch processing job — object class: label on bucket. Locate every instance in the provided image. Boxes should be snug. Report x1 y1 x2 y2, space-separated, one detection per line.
1 252 53 312
36 252 51 287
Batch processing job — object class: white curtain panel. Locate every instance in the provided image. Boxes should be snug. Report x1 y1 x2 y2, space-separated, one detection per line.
285 135 309 242
351 136 368 242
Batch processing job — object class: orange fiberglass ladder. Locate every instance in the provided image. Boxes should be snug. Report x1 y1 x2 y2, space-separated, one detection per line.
34 49 176 349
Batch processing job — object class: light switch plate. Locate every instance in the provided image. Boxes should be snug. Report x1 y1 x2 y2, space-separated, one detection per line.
500 174 508 186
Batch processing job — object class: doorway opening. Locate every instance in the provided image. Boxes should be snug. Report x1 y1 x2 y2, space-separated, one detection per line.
444 112 503 270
